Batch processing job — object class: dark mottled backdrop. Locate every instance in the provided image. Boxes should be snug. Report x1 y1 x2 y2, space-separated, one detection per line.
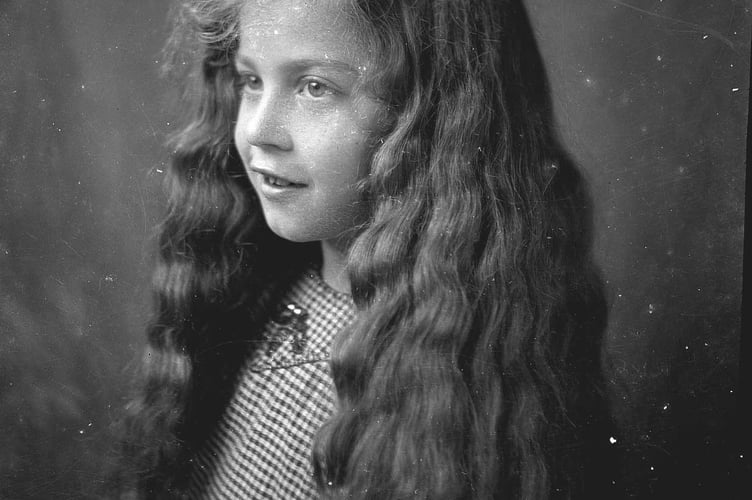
0 1 747 498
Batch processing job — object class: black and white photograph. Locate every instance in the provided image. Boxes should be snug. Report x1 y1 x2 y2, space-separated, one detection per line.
0 0 747 498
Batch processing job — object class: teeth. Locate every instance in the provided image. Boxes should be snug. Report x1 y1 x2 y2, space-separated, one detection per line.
264 175 293 187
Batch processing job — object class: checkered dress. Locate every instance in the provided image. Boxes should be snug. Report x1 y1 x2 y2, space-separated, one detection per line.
188 268 354 499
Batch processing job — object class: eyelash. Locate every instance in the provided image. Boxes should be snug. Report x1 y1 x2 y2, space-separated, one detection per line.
235 73 337 99
302 79 335 98
240 74 262 92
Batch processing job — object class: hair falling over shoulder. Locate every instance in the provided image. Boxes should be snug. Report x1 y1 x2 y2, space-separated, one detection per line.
111 1 317 496
113 0 612 498
313 1 611 498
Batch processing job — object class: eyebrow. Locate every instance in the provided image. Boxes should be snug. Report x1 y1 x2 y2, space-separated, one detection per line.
234 55 360 75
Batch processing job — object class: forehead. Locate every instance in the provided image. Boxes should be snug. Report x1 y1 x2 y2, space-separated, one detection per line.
238 0 368 64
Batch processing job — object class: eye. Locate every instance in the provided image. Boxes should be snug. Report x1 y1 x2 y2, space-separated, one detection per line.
237 73 262 93
302 79 335 98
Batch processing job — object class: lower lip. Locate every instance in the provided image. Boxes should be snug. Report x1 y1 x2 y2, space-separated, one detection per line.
256 173 306 200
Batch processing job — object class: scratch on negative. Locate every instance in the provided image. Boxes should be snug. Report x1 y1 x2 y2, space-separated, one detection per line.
61 239 83 258
607 0 736 51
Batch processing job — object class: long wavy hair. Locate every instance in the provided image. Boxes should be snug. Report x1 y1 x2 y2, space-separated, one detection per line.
115 0 611 499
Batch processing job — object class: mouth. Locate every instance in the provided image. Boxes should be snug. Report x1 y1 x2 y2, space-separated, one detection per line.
263 174 304 188
250 167 306 189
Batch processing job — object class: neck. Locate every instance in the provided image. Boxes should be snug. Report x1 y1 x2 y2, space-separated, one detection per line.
320 239 351 294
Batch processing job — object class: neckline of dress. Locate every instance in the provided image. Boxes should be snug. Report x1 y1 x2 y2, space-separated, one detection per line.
305 265 353 301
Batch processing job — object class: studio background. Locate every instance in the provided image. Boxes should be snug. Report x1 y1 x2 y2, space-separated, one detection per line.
0 1 747 498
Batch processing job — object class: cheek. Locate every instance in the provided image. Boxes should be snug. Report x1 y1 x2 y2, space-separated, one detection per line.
327 110 383 176
233 104 248 156
327 138 373 184
302 121 373 179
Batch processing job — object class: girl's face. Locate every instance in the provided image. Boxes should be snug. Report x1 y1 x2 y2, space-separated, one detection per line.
234 0 384 246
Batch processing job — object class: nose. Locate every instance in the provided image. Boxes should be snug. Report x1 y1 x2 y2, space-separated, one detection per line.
237 90 293 151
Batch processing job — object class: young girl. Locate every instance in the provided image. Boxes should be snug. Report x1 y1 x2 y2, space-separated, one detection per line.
117 0 614 498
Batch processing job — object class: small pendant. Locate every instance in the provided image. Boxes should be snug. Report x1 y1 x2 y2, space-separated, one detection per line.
265 301 309 355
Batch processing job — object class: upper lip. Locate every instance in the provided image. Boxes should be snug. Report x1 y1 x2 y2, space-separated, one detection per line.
249 166 306 186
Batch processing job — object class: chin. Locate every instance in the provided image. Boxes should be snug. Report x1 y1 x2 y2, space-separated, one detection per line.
265 219 317 243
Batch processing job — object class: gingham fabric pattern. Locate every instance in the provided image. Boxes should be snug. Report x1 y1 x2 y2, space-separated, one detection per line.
189 268 354 499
